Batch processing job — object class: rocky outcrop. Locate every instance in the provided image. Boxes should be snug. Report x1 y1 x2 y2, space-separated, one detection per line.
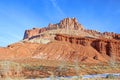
23 28 47 39
55 34 120 60
103 32 120 39
0 17 120 79
48 18 84 30
23 18 120 42
84 30 120 40
0 17 120 62
23 18 84 39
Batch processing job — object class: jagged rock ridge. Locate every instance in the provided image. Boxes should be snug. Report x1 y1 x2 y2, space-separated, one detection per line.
23 18 84 39
23 18 120 41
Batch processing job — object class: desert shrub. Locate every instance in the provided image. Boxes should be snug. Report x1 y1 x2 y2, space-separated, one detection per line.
24 65 44 71
73 58 83 80
80 65 86 69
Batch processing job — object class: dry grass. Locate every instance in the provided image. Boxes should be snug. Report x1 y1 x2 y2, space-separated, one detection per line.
0 59 119 80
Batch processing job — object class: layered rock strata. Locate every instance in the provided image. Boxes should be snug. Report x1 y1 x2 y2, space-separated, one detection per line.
23 18 84 39
55 34 120 60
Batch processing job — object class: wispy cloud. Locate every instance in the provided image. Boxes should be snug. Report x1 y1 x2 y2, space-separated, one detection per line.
6 32 22 40
50 0 66 17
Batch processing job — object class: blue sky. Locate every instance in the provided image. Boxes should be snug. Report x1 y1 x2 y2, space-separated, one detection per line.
0 0 120 47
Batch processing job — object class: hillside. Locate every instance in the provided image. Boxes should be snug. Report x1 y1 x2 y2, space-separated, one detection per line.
0 17 120 63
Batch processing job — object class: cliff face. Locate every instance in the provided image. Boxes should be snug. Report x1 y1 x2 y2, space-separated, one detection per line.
23 18 120 41
23 18 84 39
55 34 120 61
22 17 120 62
0 17 120 63
23 28 47 39
58 17 84 30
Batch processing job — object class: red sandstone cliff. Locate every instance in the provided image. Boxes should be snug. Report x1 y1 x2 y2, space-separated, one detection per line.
23 18 84 39
0 17 120 63
23 18 120 41
54 34 120 61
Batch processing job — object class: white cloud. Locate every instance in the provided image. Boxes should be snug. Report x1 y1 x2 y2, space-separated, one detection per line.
50 0 66 17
